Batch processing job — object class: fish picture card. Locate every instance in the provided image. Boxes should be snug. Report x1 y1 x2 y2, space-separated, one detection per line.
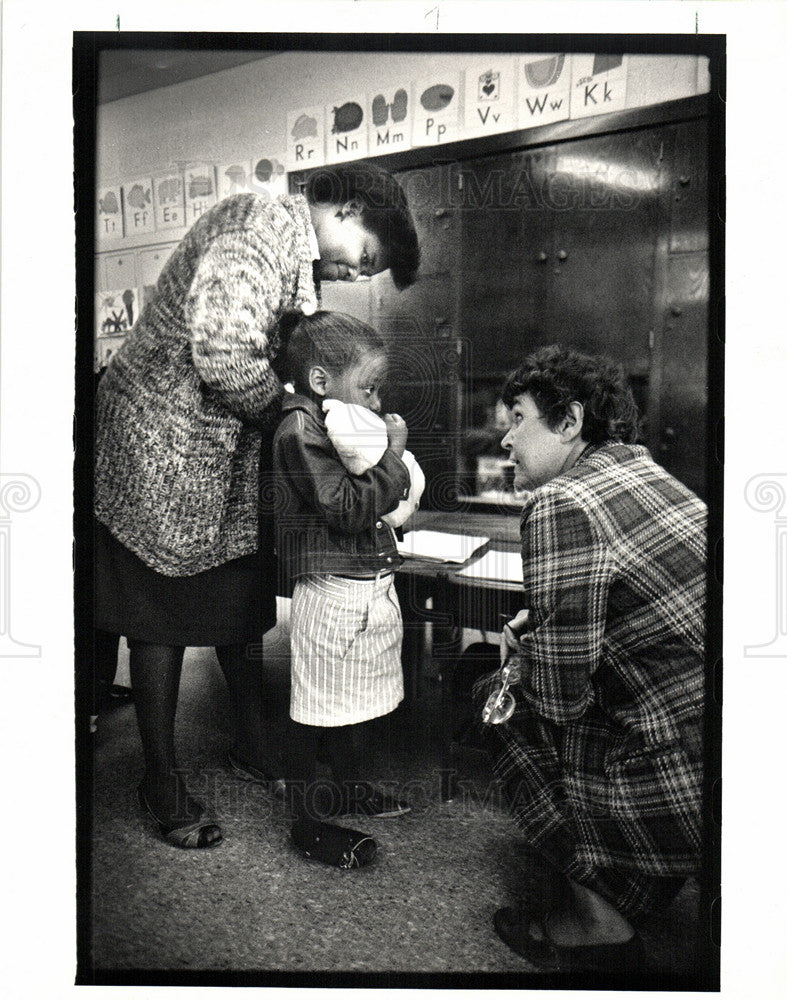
183 163 218 227
367 85 413 157
569 54 628 119
96 185 124 241
95 288 139 338
463 60 516 136
121 178 154 236
326 96 369 164
217 161 254 200
248 155 288 201
286 105 326 171
517 54 572 129
411 74 460 146
153 171 185 231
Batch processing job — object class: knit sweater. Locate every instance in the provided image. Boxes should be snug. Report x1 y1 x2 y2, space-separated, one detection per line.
95 193 319 576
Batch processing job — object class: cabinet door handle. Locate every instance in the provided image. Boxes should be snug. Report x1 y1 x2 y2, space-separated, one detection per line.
557 250 568 261
537 251 548 262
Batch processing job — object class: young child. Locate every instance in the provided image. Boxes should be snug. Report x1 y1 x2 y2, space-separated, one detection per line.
272 309 422 869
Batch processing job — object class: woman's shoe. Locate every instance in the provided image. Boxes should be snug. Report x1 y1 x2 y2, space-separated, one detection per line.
137 784 223 849
493 907 645 973
291 818 377 869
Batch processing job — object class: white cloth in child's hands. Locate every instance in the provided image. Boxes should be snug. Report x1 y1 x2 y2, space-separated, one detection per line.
322 398 425 528
386 449 426 528
323 398 387 472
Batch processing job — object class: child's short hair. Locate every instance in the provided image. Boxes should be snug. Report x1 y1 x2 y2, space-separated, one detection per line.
278 310 387 391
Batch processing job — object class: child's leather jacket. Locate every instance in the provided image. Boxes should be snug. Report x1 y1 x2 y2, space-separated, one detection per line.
270 393 410 587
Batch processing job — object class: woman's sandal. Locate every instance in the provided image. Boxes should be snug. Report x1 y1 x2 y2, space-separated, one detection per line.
291 818 377 869
137 785 223 849
493 907 645 972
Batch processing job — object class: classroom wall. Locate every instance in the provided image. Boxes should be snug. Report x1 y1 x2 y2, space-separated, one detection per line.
96 49 710 187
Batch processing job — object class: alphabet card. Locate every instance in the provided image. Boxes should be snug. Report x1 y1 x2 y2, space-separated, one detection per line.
286 105 326 170
517 54 571 128
96 185 124 241
153 171 185 231
326 96 369 164
463 60 516 136
412 74 460 146
183 163 217 227
121 178 154 236
367 85 412 157
217 160 254 200
570 54 628 119
249 155 288 201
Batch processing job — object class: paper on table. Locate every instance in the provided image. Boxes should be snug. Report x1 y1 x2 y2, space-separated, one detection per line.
455 548 524 584
397 530 490 563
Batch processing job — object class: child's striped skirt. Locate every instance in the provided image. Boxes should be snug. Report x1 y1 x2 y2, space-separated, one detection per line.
290 573 404 726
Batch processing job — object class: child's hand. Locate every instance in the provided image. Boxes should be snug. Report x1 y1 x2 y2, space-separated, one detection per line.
383 413 408 456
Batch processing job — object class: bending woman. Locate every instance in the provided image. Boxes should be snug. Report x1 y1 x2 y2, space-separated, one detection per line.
479 346 706 972
94 162 419 848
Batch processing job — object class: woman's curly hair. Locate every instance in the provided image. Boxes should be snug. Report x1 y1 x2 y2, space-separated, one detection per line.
501 345 640 445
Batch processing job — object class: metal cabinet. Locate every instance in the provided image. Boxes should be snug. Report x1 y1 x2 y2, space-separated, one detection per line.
654 119 710 497
455 120 709 497
372 164 467 506
457 129 667 378
295 110 711 500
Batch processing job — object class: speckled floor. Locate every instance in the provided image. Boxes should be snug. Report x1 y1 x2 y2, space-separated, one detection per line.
85 608 710 986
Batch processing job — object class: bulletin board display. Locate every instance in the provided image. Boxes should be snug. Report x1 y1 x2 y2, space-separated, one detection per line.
285 54 629 168
95 289 139 337
96 157 288 245
94 287 138 372
97 54 643 250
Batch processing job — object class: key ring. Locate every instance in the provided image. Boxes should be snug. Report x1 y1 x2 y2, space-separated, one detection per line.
482 660 521 725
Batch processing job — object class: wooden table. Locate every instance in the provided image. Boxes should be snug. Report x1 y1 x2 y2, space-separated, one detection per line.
394 510 525 695
389 510 526 799
392 510 528 799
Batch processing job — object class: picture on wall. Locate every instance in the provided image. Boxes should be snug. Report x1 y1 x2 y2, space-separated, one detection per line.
95 288 138 338
463 59 517 135
96 185 124 241
517 52 571 127
368 85 413 156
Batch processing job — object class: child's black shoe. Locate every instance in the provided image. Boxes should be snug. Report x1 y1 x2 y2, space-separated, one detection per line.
291 817 377 869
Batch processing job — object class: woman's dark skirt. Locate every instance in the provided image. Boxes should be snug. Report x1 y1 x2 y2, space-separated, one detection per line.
94 520 277 647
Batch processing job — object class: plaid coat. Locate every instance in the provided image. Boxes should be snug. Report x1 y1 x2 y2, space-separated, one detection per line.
478 443 707 919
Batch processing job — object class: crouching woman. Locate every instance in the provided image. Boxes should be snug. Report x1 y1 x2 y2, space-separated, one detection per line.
478 346 706 974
